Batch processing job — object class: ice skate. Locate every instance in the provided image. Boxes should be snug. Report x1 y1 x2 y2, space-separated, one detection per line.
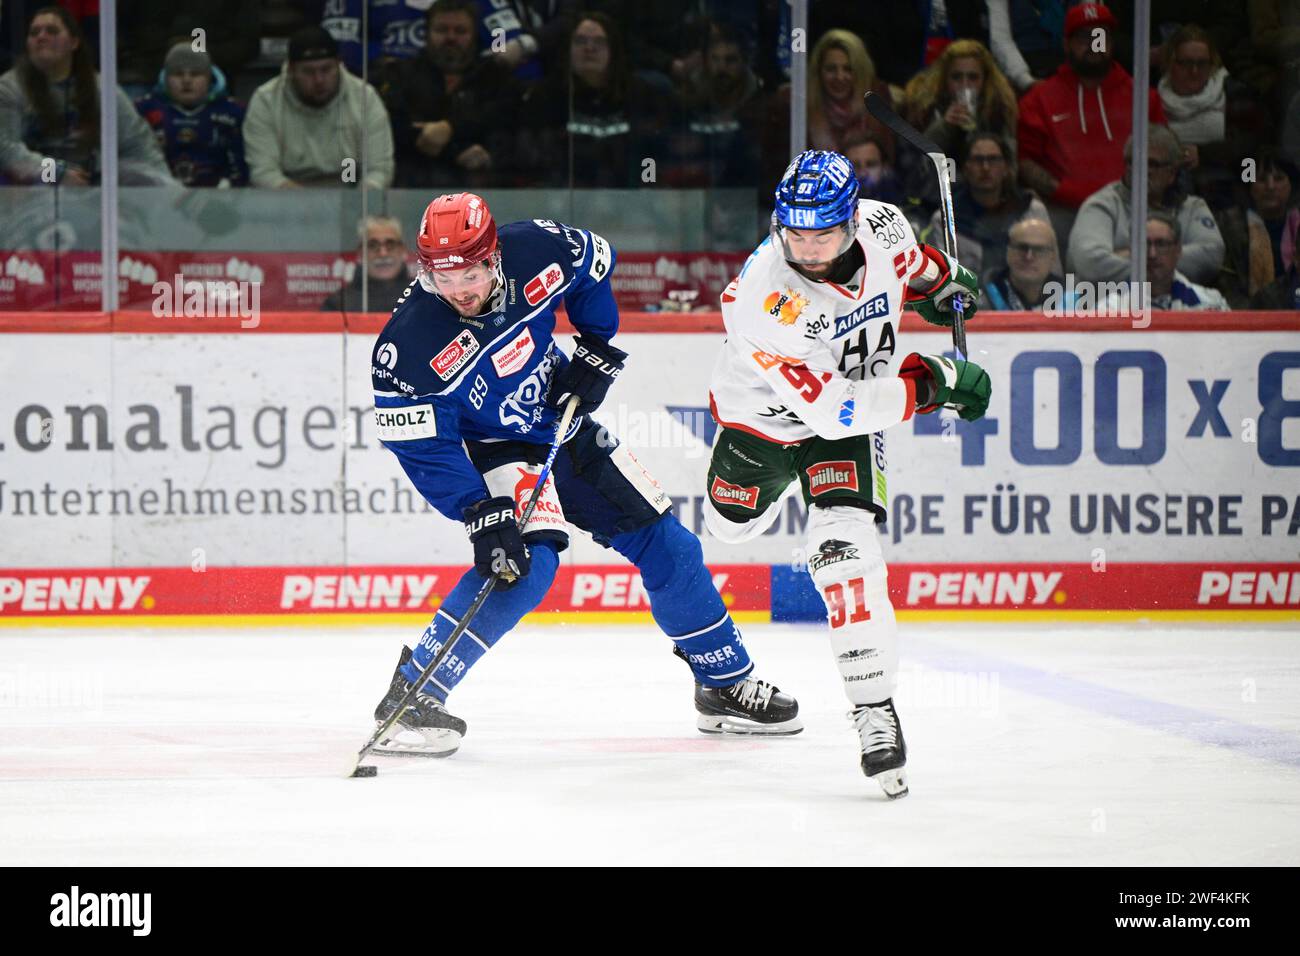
695 675 803 735
372 646 467 757
851 699 907 798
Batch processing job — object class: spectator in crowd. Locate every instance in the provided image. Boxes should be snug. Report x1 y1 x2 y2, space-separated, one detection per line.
1017 3 1166 227
806 29 895 161
900 37 1019 218
321 215 413 312
117 1 260 95
902 39 1019 164
1250 153 1300 279
926 132 1048 281
803 0 987 87
985 0 1066 94
1156 23 1270 210
518 13 668 188
135 43 249 187
843 131 905 207
1247 0 1300 112
243 27 393 189
380 0 520 189
1220 151 1300 307
1068 125 1224 286
981 216 1068 311
665 28 764 188
0 6 173 185
1158 25 1228 156
323 0 539 79
1110 211 1229 310
761 28 898 207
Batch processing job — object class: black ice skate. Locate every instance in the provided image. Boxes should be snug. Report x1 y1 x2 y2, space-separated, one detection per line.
372 646 467 757
695 676 803 735
850 699 907 799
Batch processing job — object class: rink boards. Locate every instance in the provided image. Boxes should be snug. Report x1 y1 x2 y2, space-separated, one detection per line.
1 310 1297 623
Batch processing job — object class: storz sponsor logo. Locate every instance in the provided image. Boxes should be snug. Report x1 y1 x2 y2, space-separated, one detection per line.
499 344 558 433
710 475 760 510
431 331 479 381
833 291 889 337
806 460 859 496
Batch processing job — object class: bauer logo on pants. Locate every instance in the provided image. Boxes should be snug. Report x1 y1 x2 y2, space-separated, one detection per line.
806 461 859 495
710 475 760 510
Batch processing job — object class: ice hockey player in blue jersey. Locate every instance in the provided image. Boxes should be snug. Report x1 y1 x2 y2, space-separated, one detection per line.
368 192 801 756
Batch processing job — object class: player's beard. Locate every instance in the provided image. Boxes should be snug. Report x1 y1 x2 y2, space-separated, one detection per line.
792 261 833 280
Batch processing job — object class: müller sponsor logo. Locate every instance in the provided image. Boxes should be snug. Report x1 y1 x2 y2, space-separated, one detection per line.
710 476 760 510
806 461 858 495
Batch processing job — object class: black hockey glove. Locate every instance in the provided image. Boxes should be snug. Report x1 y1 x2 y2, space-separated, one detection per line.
463 496 530 589
547 335 627 415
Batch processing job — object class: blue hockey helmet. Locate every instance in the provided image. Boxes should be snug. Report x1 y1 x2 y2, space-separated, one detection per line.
771 149 860 265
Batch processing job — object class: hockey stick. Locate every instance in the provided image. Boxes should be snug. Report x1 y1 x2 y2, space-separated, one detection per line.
864 91 969 360
348 394 581 777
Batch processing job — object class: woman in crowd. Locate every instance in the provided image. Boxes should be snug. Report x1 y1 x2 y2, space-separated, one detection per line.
0 6 171 185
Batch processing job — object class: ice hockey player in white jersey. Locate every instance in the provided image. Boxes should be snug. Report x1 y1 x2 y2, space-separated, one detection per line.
704 150 993 798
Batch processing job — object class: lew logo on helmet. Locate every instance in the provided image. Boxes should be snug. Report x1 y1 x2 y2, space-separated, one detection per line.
431 331 480 380
806 460 859 495
524 263 564 305
710 476 760 510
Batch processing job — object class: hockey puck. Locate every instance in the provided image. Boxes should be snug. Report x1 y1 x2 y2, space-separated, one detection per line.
351 765 378 778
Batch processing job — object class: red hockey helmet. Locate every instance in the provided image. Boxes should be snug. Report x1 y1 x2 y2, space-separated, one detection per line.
416 192 498 272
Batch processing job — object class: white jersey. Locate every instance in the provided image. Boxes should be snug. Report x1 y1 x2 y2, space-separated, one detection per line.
710 199 931 444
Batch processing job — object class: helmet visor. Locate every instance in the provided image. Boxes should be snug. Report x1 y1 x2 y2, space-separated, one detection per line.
771 216 857 266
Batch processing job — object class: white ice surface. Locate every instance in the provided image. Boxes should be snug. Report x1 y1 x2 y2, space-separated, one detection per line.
2 622 1298 866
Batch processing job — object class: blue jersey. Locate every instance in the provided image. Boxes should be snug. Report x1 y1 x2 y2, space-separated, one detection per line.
371 219 618 521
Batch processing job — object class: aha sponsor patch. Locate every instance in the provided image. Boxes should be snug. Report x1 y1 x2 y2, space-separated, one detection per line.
524 262 564 305
491 326 536 377
374 404 437 441
763 288 810 326
805 460 859 496
710 475 761 510
431 331 479 380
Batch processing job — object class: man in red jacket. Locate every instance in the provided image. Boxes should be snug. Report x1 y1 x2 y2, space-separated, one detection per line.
1018 3 1166 210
